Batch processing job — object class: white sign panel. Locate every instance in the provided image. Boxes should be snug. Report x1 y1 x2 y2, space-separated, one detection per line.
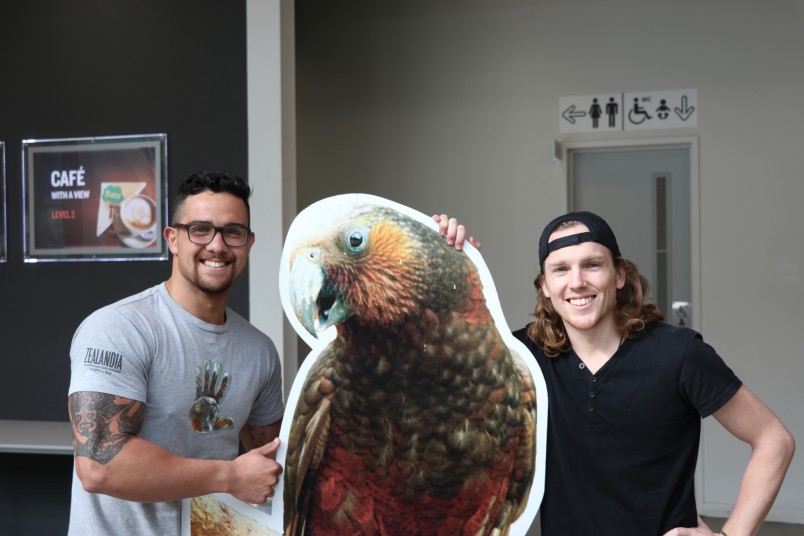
560 89 698 133
559 94 622 133
623 89 697 130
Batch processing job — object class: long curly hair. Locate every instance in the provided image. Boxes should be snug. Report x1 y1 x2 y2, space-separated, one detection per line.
527 256 664 357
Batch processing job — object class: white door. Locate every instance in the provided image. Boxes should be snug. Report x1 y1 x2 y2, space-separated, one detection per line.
569 145 692 325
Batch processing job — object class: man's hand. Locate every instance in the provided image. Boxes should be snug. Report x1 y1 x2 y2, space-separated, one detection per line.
432 214 481 251
662 515 719 536
228 437 283 504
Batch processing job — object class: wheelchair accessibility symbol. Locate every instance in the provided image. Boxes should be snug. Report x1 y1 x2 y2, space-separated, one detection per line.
628 97 652 125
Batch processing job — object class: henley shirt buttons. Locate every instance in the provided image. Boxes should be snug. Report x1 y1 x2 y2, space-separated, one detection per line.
579 363 586 369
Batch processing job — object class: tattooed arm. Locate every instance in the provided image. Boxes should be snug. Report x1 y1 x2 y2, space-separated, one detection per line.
69 392 145 464
240 419 283 451
69 391 283 504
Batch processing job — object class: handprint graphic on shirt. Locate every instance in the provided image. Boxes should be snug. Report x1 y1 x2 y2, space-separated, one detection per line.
188 360 235 433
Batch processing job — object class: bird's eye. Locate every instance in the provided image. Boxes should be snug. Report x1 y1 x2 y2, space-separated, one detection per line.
344 226 370 253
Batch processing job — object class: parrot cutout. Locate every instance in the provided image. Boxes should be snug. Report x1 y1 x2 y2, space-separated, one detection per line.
273 194 547 535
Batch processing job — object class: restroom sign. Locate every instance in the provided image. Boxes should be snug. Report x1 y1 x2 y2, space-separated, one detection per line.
560 94 622 133
623 89 697 130
560 89 697 133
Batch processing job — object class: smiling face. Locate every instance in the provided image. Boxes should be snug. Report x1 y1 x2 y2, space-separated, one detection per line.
166 190 254 306
540 223 625 341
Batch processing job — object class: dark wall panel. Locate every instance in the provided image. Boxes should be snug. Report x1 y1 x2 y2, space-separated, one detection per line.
0 0 249 422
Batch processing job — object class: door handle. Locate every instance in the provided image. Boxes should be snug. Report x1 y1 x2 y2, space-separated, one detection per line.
671 301 691 327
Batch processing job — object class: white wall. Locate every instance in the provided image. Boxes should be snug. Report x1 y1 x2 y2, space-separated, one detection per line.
294 0 804 523
247 0 298 398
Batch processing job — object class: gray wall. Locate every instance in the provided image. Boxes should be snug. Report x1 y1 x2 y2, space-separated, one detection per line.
294 0 804 523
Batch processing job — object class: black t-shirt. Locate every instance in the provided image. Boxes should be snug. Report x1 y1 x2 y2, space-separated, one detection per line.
514 321 741 535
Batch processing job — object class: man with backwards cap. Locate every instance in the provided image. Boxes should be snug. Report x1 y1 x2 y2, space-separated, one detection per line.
434 211 794 536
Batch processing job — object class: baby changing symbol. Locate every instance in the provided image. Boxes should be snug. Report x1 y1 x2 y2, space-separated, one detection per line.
656 99 671 120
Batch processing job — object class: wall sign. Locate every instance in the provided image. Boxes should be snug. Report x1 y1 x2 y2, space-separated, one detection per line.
560 94 623 133
560 89 698 133
22 134 168 262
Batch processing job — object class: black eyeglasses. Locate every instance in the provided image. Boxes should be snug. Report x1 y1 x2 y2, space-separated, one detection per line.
172 223 251 247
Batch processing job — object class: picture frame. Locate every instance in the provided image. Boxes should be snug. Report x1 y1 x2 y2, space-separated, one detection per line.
0 141 8 263
22 133 168 262
0 141 6 263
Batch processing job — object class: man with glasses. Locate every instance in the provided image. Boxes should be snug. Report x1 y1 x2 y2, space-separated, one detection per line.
68 172 284 536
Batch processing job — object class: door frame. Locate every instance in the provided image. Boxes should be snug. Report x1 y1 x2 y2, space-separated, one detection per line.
562 136 701 332
562 136 710 510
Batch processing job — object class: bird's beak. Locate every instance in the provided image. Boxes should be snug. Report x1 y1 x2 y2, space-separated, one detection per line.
289 248 353 336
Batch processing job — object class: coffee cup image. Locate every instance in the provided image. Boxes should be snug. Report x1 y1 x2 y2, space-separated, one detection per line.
112 194 157 244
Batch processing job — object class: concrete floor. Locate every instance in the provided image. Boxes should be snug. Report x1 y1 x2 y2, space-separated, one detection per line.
522 516 804 535
702 517 804 536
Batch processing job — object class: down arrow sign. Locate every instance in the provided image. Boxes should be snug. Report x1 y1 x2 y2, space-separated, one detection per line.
674 95 695 121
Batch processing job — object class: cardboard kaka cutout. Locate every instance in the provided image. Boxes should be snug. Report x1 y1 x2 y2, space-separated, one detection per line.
184 194 547 535
275 193 548 535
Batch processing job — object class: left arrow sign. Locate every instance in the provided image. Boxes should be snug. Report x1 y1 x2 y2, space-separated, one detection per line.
561 105 587 124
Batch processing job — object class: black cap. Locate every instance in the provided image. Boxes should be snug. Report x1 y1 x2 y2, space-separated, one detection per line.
538 211 621 266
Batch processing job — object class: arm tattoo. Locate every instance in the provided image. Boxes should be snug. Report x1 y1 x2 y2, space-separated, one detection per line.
69 392 145 465
241 421 282 450
246 427 270 447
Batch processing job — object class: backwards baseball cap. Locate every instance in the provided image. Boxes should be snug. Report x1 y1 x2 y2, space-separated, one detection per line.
538 211 621 266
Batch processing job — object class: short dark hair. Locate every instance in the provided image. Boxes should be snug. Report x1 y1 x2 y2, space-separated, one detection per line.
173 171 252 223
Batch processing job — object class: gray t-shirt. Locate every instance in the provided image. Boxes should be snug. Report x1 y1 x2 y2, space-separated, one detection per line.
68 283 284 536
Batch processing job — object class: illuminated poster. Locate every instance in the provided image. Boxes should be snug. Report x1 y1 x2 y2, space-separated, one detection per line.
22 134 168 262
0 142 6 263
